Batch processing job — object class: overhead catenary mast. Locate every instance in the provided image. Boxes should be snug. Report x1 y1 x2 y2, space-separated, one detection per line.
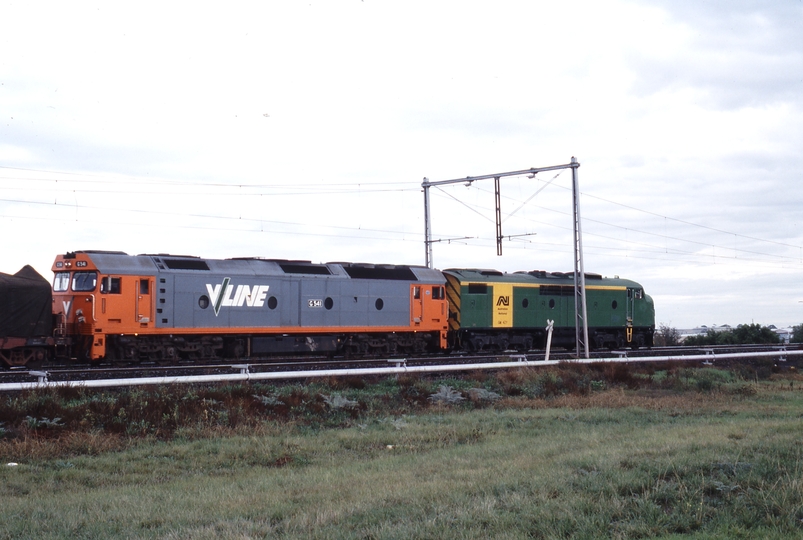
421 157 589 358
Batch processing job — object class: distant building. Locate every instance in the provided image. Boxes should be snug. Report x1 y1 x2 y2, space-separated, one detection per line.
773 327 791 344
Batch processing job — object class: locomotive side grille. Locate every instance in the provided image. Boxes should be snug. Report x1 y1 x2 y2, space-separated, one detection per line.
540 285 574 297
163 259 210 271
157 277 170 326
467 283 488 294
343 266 417 281
279 263 331 275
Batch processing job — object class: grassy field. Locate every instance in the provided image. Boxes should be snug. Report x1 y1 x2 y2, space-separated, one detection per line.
1 362 802 539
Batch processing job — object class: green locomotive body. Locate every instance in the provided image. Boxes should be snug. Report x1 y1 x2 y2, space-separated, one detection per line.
444 268 655 351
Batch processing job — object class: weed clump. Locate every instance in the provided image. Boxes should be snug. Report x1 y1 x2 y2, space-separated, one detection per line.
0 360 795 458
428 385 465 405
322 393 359 410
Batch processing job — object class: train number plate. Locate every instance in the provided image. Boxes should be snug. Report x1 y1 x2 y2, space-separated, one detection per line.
308 299 323 308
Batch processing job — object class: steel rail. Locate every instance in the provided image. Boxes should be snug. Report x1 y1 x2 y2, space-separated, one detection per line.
0 349 799 391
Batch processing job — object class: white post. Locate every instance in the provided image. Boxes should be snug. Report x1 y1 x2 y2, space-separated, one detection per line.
423 179 433 268
571 157 590 359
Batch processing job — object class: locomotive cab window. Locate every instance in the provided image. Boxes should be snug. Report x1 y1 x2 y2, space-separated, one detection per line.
100 277 121 294
53 272 70 292
627 288 643 299
140 280 149 294
413 286 421 300
432 286 444 299
72 272 97 292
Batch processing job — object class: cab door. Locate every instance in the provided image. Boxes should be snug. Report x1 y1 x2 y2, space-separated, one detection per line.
411 285 423 326
136 278 153 325
625 288 636 342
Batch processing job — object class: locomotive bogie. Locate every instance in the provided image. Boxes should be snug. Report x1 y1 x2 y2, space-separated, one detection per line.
0 337 52 368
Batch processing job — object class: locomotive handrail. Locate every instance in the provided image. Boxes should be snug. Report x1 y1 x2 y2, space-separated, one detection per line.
54 313 66 338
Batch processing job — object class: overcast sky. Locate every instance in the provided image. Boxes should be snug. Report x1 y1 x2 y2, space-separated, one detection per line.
2 1 802 329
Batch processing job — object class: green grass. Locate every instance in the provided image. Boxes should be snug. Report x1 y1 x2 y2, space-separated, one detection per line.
1 363 802 538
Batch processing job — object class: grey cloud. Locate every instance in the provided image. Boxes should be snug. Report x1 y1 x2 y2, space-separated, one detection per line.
628 1 803 110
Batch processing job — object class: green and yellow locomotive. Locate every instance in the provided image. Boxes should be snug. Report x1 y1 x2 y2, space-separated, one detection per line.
444 268 655 351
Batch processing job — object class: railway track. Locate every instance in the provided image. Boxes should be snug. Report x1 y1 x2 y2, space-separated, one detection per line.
1 343 799 389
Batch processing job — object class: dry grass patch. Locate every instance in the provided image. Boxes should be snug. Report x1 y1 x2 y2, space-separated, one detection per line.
2 373 803 538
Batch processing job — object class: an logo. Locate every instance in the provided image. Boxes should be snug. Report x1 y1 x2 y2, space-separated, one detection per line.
206 278 270 316
496 295 510 307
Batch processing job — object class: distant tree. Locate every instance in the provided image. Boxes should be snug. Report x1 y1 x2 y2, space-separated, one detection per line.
683 329 719 346
654 323 680 346
683 324 779 346
732 323 780 344
791 324 803 343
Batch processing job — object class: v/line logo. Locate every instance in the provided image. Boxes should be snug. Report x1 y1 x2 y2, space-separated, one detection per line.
206 278 270 316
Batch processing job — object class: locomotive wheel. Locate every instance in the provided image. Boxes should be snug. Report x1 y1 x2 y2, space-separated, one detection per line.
594 335 606 349
156 345 177 366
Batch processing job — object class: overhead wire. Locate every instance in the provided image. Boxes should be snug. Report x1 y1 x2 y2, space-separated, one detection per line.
439 176 803 265
0 197 418 239
438 176 803 270
2 166 802 268
0 165 413 190
0 183 416 196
